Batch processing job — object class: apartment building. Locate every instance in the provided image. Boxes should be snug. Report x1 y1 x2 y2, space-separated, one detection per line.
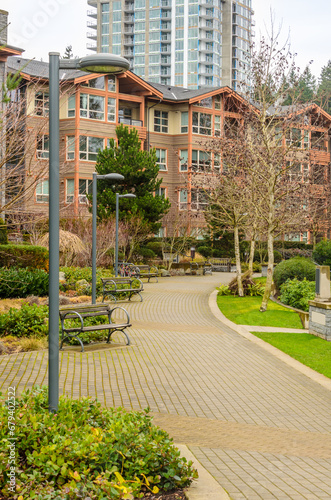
87 0 253 90
4 54 331 243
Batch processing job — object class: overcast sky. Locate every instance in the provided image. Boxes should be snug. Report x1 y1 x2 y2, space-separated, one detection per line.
2 0 330 80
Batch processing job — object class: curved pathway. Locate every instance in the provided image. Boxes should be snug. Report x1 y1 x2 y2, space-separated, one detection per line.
1 273 331 499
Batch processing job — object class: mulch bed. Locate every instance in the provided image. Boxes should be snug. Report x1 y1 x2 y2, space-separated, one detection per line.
141 490 186 499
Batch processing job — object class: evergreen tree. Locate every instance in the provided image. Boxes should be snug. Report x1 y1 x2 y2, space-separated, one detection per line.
317 60 331 114
63 45 74 59
283 66 316 104
94 125 170 232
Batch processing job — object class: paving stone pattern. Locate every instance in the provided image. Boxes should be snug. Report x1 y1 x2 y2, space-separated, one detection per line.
1 273 331 499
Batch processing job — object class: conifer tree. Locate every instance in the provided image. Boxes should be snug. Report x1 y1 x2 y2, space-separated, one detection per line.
94 124 170 233
317 60 331 114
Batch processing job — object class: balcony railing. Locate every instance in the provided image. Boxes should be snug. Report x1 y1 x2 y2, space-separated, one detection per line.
118 117 143 127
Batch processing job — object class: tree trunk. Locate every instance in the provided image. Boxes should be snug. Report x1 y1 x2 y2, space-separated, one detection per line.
234 225 243 296
259 228 274 311
248 234 256 273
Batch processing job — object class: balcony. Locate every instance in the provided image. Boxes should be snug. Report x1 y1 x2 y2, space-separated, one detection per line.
160 22 171 31
161 0 172 7
124 37 134 46
87 20 97 29
161 11 171 18
119 117 143 127
124 49 134 56
199 30 214 41
87 0 97 6
161 34 171 41
87 9 97 19
161 56 171 65
124 26 134 34
160 45 171 53
124 2 134 11
86 43 97 52
87 31 97 40
124 15 134 22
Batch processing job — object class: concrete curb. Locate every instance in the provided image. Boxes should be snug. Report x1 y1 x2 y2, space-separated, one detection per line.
209 289 331 392
176 444 231 500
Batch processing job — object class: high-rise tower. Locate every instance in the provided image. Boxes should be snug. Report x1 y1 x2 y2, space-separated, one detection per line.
87 0 253 90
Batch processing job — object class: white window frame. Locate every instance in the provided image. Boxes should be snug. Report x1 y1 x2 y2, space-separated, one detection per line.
34 91 49 116
79 136 104 162
179 189 188 210
80 94 105 121
66 136 75 160
179 150 188 171
154 110 168 133
192 111 212 135
155 148 167 171
36 134 49 159
107 97 116 122
36 179 49 203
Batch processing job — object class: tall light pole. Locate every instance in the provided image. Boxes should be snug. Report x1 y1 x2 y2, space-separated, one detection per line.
92 172 124 304
48 52 129 413
115 193 136 277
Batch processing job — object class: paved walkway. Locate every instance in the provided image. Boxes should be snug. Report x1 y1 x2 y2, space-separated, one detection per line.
1 273 331 499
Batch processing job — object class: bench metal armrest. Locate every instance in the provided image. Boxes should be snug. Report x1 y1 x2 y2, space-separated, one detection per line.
108 306 131 324
60 310 84 331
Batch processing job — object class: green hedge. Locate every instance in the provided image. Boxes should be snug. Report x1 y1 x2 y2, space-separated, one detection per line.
0 268 49 298
273 257 315 290
0 387 198 499
0 244 48 270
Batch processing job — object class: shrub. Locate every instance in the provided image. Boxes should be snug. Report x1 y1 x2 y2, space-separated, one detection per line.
0 218 8 245
0 244 48 270
278 247 313 260
0 387 198 499
60 266 113 295
312 239 331 266
216 284 231 295
280 278 315 312
0 304 48 337
137 246 156 262
273 257 316 290
146 241 163 258
196 245 212 259
0 268 49 298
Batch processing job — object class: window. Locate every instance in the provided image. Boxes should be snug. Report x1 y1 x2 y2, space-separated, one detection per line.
82 77 105 89
66 179 92 203
79 136 104 161
66 179 74 203
214 115 221 136
181 111 188 133
78 179 92 203
108 76 116 92
155 148 167 170
68 95 75 117
67 136 75 160
155 187 166 197
196 97 212 108
286 127 302 148
179 189 188 210
179 150 188 171
80 94 105 120
214 153 220 171
215 95 221 109
192 112 212 135
312 164 325 185
36 180 49 202
36 135 49 159
107 98 116 122
192 150 211 172
35 91 49 116
191 189 208 211
303 130 309 149
154 110 168 133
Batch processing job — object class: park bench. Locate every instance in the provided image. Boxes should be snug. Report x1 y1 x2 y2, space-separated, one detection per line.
135 265 159 282
118 262 139 277
203 261 212 275
101 277 143 303
210 258 231 272
59 303 131 352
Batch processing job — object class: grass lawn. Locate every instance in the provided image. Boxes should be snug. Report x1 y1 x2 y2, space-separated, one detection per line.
217 294 303 329
251 332 331 379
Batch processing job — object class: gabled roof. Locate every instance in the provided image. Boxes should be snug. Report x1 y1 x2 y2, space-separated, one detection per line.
7 56 88 81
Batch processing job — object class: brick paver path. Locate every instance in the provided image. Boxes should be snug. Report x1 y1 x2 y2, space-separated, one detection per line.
1 273 331 499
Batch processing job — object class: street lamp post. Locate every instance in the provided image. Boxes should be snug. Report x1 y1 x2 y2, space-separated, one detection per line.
48 52 129 413
92 172 124 304
115 193 136 277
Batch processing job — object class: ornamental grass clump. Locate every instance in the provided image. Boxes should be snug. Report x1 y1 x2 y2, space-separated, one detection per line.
0 387 198 499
